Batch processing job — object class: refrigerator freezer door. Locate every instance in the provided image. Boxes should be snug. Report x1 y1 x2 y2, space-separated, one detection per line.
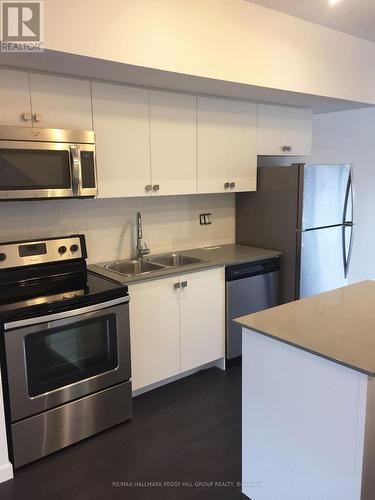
299 225 347 298
301 164 351 230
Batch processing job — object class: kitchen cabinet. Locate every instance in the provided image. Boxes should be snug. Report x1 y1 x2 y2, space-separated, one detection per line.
197 97 257 193
150 90 197 196
180 268 225 372
129 276 181 391
92 82 151 198
257 104 313 156
28 73 92 130
0 69 32 126
129 267 225 391
0 69 92 130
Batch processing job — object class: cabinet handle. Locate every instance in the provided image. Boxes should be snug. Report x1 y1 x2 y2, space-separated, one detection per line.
230 182 235 188
22 112 32 122
181 281 188 288
145 185 152 192
33 113 43 123
173 282 181 289
224 182 230 189
153 184 160 191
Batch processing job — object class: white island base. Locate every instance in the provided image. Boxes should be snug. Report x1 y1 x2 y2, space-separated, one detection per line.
242 328 375 500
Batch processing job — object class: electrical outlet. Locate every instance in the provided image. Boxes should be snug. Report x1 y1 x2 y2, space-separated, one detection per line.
199 213 212 225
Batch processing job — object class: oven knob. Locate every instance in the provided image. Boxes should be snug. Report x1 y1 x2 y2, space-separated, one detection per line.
70 244 79 253
0 253 6 262
58 246 67 254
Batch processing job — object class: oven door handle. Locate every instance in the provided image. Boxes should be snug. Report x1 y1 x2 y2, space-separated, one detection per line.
4 295 129 331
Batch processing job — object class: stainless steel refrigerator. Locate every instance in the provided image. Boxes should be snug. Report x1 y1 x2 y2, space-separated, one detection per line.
236 164 354 303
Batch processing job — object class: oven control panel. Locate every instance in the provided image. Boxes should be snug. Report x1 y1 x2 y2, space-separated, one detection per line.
0 235 85 269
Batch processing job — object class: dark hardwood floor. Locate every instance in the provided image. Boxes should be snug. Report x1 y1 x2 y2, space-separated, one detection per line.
0 361 245 500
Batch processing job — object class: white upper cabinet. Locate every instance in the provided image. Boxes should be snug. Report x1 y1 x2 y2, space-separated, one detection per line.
150 90 197 196
257 104 313 156
180 267 225 372
228 100 257 192
197 97 229 194
92 82 151 198
28 73 92 130
0 69 32 126
197 97 257 193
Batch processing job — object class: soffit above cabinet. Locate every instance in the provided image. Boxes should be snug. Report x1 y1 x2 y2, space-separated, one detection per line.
0 50 373 114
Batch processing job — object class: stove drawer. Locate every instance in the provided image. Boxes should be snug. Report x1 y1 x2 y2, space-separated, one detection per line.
11 380 132 468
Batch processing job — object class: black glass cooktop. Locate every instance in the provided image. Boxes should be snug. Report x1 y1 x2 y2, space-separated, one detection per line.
0 270 128 323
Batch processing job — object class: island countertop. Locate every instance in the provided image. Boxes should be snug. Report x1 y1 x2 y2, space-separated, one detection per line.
235 280 375 376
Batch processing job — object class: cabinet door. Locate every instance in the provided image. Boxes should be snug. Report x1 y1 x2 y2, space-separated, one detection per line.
29 73 92 130
257 104 289 156
150 90 197 195
129 277 181 391
92 82 151 198
257 104 313 156
228 100 257 192
180 268 225 372
0 69 32 126
197 97 229 193
287 107 313 156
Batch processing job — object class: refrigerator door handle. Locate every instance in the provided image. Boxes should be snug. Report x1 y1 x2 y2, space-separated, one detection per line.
342 166 354 224
344 223 355 279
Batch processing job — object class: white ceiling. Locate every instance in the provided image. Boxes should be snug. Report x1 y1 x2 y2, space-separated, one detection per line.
248 0 375 43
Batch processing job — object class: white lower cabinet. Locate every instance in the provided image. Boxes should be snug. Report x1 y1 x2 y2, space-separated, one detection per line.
129 267 225 391
180 268 225 372
129 277 180 391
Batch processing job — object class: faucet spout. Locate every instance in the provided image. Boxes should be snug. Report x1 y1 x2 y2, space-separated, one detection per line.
136 212 150 260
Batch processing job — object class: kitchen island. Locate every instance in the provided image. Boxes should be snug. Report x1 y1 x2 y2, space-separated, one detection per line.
235 281 375 500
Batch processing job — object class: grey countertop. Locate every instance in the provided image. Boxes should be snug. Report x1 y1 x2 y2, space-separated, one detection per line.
88 244 281 285
235 280 375 377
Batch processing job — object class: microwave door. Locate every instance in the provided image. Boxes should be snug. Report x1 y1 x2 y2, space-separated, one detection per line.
0 141 74 199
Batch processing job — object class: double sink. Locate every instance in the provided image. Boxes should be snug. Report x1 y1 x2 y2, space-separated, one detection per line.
99 253 208 278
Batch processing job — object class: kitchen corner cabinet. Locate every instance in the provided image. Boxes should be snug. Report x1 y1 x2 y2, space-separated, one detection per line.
197 97 257 194
0 69 92 130
149 90 197 196
129 267 225 391
257 104 313 156
92 82 151 198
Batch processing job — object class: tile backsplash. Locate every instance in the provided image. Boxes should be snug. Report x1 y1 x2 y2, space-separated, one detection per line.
0 194 235 263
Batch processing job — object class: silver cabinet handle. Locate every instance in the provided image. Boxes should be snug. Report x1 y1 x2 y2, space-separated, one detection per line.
145 185 152 192
22 112 32 122
230 182 235 188
181 281 188 288
153 184 160 191
33 113 43 123
224 182 230 189
174 282 181 289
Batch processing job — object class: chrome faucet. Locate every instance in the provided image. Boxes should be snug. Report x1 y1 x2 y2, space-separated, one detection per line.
136 211 150 260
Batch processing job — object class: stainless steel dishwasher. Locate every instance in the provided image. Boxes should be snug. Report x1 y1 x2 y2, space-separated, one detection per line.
226 257 280 359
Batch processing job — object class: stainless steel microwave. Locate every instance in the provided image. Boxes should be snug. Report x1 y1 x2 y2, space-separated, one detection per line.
0 126 97 200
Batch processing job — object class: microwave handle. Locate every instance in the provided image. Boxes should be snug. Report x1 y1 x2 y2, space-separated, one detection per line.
70 145 81 196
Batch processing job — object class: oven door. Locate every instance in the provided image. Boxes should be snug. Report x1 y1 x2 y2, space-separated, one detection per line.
0 140 74 199
4 297 130 422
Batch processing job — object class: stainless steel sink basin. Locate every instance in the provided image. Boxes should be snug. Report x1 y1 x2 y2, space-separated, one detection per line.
103 259 164 277
148 253 206 267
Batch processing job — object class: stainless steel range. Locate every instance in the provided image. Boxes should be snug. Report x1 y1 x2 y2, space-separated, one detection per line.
0 235 132 468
